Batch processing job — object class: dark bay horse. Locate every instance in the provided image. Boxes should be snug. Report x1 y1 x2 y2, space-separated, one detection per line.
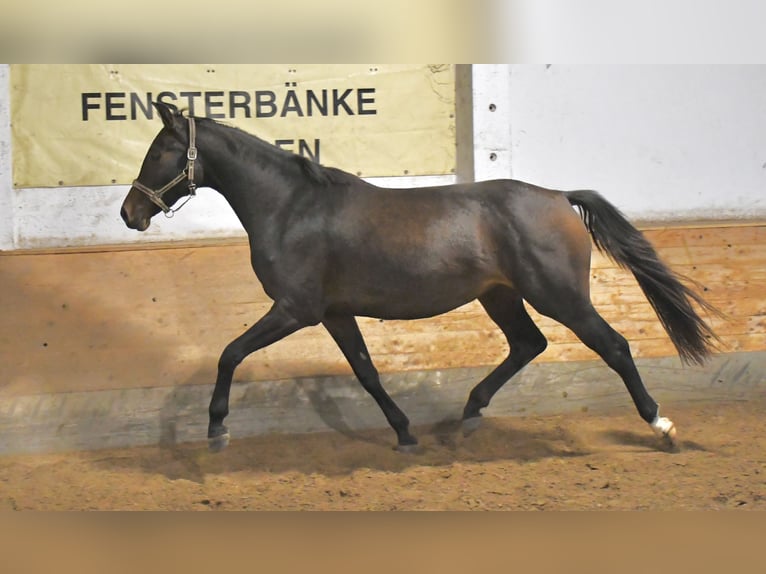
121 101 719 452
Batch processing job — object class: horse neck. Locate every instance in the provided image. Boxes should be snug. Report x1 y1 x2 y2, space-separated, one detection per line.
196 120 307 233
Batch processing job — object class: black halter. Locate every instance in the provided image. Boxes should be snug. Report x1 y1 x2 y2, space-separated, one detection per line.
132 116 198 216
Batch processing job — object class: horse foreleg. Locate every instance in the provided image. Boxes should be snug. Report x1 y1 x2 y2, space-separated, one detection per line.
208 301 304 452
323 315 418 452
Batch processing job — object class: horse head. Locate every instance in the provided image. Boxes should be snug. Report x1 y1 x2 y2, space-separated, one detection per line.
120 101 201 231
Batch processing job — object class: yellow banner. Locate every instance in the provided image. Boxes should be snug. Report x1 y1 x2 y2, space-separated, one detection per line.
10 64 456 188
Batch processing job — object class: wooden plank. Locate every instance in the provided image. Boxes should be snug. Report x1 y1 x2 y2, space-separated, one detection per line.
643 225 766 248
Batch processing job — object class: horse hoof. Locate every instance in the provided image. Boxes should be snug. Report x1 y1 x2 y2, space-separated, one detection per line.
208 432 230 453
395 443 420 454
650 416 677 448
461 416 482 436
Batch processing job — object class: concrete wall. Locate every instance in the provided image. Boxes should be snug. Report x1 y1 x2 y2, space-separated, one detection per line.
1 65 765 251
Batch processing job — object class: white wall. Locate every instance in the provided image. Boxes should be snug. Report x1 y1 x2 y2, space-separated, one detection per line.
505 65 766 221
501 1 766 64
1 64 765 251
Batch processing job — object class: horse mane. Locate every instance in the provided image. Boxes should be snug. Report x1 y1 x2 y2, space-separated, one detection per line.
188 113 349 187
294 154 338 185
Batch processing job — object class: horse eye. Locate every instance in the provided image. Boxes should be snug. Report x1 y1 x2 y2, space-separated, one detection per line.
149 151 162 161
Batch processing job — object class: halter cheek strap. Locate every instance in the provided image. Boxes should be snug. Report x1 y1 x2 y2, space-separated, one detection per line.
132 116 198 216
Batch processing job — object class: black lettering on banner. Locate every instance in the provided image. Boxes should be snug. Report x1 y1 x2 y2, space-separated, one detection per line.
105 92 127 121
78 86 376 125
298 139 320 162
157 91 178 107
306 90 328 116
281 90 304 117
229 91 252 118
205 91 226 119
358 88 376 115
82 92 101 121
255 91 277 118
130 92 153 120
332 88 355 115
179 92 202 115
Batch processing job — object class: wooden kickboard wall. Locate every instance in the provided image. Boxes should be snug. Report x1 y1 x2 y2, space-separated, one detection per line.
1 224 763 398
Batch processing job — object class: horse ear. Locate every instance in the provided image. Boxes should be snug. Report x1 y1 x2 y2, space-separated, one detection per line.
153 101 181 131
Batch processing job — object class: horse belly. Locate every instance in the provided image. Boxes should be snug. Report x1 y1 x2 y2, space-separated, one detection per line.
327 264 504 320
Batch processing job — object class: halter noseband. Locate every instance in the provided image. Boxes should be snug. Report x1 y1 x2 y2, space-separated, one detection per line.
132 116 198 217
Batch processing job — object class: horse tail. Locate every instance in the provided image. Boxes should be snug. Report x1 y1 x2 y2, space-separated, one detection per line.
565 189 721 365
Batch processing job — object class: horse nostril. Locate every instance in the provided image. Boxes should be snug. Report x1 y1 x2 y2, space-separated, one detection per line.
120 205 129 223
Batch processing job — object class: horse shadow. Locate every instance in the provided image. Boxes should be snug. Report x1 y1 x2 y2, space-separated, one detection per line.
93 373 708 483
600 429 708 453
94 411 593 483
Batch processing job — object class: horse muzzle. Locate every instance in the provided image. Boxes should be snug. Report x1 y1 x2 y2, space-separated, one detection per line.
120 196 152 232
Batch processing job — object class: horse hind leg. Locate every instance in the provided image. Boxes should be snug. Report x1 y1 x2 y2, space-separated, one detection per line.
462 286 548 433
516 203 677 449
541 299 677 448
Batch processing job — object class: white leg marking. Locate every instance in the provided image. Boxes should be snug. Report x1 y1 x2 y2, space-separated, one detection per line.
650 409 677 446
